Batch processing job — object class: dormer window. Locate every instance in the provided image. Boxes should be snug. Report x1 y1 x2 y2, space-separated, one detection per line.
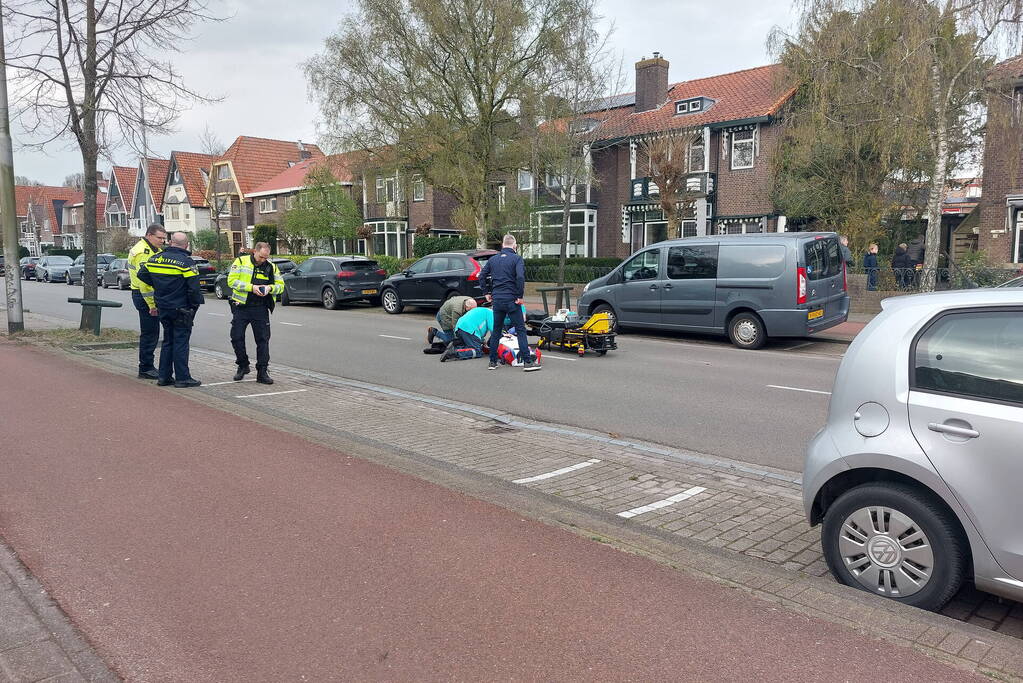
674 97 711 115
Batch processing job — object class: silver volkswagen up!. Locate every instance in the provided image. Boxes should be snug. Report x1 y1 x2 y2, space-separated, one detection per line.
803 288 1023 610
577 232 850 348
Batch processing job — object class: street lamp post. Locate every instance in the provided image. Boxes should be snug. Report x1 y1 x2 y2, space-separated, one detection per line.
0 8 25 333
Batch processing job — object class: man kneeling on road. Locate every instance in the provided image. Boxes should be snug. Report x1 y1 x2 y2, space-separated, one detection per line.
441 305 494 362
228 242 285 385
138 232 203 388
427 295 477 348
481 234 540 372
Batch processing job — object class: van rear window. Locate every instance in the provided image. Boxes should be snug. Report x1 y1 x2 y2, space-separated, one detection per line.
803 238 841 280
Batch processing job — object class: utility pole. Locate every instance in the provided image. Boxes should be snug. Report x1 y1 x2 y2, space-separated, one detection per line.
0 9 25 333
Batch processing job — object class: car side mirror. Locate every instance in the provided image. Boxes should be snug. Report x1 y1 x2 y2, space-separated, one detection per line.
403 270 413 277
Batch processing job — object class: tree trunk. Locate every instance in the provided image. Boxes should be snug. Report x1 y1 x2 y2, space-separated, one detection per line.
475 201 487 250
79 0 99 332
922 57 948 293
556 189 571 293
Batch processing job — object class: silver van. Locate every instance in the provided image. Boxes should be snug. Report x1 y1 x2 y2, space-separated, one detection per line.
803 289 1023 610
577 233 850 348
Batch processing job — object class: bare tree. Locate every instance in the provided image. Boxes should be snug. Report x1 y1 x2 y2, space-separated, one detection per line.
642 129 703 242
306 0 600 248
14 175 41 185
199 124 225 157
63 172 85 189
4 0 219 329
198 125 227 265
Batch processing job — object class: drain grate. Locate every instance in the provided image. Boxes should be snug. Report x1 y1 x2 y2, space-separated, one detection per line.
478 425 517 434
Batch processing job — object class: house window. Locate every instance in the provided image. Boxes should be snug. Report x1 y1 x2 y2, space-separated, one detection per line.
167 205 179 221
731 128 755 169
517 170 533 191
284 195 295 211
1015 209 1023 263
216 197 233 216
375 176 398 203
527 209 596 258
688 138 706 173
259 197 277 214
412 175 425 202
171 169 182 185
497 184 506 211
545 173 562 189
716 219 763 235
70 208 78 224
216 165 231 181
368 221 407 257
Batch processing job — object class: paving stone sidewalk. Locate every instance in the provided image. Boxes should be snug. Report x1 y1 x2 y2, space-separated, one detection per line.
72 344 1023 679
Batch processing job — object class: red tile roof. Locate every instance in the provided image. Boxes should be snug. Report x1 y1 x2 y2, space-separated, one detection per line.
245 152 361 197
170 151 218 208
991 55 1023 80
145 158 171 213
220 136 325 196
110 166 138 213
13 185 80 231
583 64 794 141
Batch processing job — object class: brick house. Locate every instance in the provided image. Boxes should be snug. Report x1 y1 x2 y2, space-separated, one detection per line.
207 136 324 255
12 185 80 256
58 175 108 249
512 55 795 259
162 151 219 235
245 153 365 253
105 166 138 236
978 55 1023 266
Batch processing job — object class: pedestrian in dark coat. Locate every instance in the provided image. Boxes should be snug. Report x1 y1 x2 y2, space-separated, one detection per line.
479 234 541 372
863 243 879 291
892 244 911 289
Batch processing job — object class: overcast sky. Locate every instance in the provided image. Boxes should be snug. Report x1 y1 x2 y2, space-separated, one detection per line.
11 0 800 185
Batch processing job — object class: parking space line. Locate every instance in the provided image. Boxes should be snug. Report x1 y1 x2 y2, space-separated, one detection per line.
767 384 832 395
279 322 302 326
379 334 412 340
235 389 308 399
618 486 707 519
512 459 601 484
205 379 256 386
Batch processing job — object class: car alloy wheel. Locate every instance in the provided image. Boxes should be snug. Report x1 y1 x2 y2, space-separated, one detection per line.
322 287 338 310
215 283 226 300
382 288 403 314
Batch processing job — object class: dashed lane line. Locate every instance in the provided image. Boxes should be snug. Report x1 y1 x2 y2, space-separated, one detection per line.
379 334 412 341
279 322 302 327
512 459 601 484
767 384 832 396
618 486 707 519
235 389 308 399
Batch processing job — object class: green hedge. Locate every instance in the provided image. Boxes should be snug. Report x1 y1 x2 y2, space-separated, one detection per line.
412 235 476 258
42 248 82 259
373 254 416 275
523 257 620 284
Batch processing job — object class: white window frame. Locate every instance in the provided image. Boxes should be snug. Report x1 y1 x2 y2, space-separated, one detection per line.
688 138 706 173
167 205 179 221
497 184 506 211
689 100 702 112
258 197 277 214
730 128 756 170
1014 208 1023 264
545 173 562 189
376 176 398 203
412 175 425 202
517 169 533 191
216 164 231 181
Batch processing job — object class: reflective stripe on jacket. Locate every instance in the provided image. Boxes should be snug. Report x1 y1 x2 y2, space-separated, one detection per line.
227 254 284 306
137 246 204 312
128 238 162 306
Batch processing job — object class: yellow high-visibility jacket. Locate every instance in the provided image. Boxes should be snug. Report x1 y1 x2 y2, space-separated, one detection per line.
127 238 162 307
227 254 284 307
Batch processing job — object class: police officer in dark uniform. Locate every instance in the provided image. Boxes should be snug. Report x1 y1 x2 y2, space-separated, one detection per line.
138 232 204 388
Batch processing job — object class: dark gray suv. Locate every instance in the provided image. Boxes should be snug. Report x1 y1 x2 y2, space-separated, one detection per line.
577 233 850 349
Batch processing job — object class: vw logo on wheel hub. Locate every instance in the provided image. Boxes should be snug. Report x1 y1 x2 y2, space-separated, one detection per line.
868 535 901 568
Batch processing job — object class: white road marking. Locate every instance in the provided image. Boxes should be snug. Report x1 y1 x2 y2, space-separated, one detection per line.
235 389 308 399
618 486 707 519
767 384 832 396
537 353 577 361
379 334 412 340
206 312 226 317
204 379 257 386
512 459 601 484
279 322 302 326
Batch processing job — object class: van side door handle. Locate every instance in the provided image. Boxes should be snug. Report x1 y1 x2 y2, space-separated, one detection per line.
662 284 673 290
928 422 979 439
649 284 658 290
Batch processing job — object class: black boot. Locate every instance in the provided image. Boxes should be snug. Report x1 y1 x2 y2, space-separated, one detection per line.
233 366 250 381
256 369 274 385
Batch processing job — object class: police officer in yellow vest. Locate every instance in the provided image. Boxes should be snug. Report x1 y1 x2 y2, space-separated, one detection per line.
228 241 285 385
127 223 167 379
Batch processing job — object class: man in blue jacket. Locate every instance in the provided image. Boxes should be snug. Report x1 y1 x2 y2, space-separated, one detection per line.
480 234 540 372
138 232 204 388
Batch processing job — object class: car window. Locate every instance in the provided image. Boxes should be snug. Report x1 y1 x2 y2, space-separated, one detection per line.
913 309 1023 405
312 259 336 273
667 245 718 280
803 238 841 281
340 260 377 271
429 257 455 273
473 253 494 265
408 258 432 275
622 249 660 282
74 255 84 265
51 256 73 265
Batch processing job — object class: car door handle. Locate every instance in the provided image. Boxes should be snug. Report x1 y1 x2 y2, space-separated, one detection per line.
928 422 979 439
649 284 658 290
662 284 673 290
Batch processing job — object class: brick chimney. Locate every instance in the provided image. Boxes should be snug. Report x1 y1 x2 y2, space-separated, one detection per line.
635 53 669 113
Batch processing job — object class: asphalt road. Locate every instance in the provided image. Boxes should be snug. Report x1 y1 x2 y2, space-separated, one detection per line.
19 279 843 471
0 344 981 682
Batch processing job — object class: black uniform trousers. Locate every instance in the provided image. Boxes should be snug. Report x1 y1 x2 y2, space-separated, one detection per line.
158 311 194 382
230 304 271 370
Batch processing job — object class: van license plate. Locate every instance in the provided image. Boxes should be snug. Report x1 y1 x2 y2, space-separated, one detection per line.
362 289 378 295
807 308 824 321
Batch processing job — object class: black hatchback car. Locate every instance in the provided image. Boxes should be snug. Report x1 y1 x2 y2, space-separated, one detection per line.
380 249 497 314
282 256 386 309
